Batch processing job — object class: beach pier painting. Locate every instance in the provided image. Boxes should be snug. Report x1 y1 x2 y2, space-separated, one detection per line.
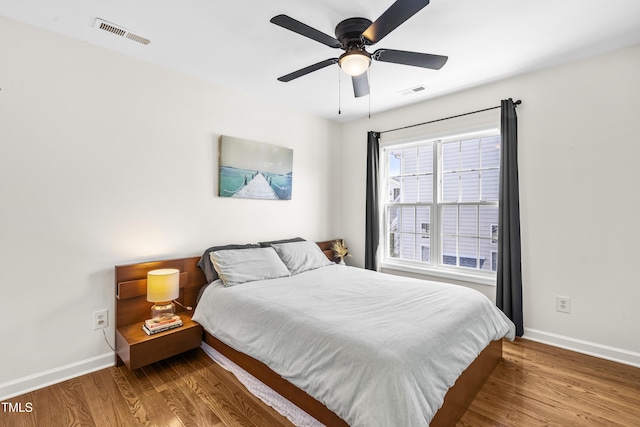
219 136 293 200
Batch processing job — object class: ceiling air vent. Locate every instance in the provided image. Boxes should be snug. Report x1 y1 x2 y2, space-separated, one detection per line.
399 85 428 96
94 18 151 45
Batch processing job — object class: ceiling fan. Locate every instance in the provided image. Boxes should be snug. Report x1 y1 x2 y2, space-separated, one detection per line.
270 0 448 98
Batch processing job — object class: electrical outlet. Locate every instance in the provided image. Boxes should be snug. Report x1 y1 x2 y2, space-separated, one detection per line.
93 309 109 330
556 296 571 314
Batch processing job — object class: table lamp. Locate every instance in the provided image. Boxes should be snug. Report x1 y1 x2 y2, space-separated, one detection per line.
147 268 180 319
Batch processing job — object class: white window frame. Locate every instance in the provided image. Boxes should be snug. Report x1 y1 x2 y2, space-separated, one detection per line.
379 128 500 286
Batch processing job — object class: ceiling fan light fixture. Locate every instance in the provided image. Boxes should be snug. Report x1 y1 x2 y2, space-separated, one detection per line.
339 50 371 76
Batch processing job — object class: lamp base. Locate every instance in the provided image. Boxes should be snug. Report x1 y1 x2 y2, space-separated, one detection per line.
150 302 175 320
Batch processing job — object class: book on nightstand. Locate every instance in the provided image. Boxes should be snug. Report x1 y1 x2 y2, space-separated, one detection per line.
142 315 183 335
142 322 182 335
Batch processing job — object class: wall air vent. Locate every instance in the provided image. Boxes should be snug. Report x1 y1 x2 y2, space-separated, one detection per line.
398 85 428 96
94 18 151 45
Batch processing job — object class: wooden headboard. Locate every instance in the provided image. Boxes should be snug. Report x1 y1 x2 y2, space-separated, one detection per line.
114 240 340 329
317 240 340 264
115 257 205 329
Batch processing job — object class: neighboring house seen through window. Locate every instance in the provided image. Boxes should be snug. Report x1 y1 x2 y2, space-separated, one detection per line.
382 129 500 279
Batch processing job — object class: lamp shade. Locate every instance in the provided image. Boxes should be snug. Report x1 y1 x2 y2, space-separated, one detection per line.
147 269 180 303
339 50 371 76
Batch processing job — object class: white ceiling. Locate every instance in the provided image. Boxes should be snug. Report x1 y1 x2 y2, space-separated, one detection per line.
1 0 639 122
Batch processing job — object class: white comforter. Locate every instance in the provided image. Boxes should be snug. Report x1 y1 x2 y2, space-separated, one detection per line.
193 265 515 426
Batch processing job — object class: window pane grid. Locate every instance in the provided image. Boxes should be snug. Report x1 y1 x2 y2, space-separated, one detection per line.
388 145 434 204
440 137 500 203
439 204 498 272
383 131 500 275
386 204 432 264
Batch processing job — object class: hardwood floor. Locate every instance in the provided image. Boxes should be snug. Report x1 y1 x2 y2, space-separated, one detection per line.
1 349 294 427
2 338 639 426
459 339 640 426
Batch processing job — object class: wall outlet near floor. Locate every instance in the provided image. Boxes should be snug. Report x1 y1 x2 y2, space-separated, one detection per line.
93 309 109 329
556 296 571 314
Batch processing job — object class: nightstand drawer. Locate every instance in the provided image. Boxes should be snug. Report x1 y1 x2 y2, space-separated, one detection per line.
116 317 202 370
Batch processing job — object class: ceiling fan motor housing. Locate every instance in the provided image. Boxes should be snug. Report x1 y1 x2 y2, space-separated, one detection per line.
335 17 372 48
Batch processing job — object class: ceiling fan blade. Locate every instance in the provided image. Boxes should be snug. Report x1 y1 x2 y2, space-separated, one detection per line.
362 0 430 44
277 59 339 82
352 72 370 98
374 48 448 69
270 15 342 48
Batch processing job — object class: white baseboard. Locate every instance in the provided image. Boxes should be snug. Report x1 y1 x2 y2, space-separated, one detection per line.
0 352 115 401
523 328 640 368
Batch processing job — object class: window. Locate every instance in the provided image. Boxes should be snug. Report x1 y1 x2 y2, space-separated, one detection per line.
382 129 500 279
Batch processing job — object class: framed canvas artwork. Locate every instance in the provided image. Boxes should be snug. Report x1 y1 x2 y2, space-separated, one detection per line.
219 136 293 200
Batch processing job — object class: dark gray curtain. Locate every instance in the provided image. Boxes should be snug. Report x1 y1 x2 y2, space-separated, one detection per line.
365 131 380 271
496 98 524 336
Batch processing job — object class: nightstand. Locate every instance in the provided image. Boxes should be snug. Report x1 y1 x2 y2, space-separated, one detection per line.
116 314 202 370
115 258 207 370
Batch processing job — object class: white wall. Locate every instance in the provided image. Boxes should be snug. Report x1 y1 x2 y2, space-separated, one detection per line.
0 16 340 398
2 14 639 400
338 44 640 365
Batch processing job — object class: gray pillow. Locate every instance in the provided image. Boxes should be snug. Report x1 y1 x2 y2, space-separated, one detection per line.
210 247 291 287
258 237 305 247
271 241 333 275
197 243 260 283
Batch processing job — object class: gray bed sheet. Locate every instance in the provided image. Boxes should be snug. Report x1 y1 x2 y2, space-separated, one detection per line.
193 264 515 426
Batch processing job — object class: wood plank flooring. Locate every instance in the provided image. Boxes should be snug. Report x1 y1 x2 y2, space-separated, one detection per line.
459 338 640 426
2 338 639 426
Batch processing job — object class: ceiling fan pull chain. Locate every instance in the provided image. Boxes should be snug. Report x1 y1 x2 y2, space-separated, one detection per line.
368 68 371 119
338 66 342 115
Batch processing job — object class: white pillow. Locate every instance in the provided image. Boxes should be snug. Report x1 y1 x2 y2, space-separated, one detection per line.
210 247 290 287
271 240 333 275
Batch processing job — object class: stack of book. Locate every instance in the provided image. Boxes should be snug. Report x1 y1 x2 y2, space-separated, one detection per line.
142 315 183 335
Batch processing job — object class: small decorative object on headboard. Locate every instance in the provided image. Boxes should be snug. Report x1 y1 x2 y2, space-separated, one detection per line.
331 239 351 265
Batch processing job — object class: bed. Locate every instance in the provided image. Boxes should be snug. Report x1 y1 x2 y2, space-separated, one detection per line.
115 239 515 426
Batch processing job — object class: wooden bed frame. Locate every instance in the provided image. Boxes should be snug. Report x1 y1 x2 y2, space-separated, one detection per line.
115 240 502 427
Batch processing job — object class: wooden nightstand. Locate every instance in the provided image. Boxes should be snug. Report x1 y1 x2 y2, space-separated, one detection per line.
116 315 202 370
115 258 207 370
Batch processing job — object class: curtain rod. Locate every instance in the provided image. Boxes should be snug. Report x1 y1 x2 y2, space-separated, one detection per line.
378 99 522 135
